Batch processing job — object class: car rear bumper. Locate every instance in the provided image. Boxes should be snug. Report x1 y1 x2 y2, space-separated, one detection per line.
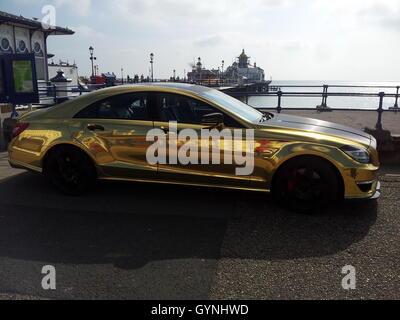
8 157 42 173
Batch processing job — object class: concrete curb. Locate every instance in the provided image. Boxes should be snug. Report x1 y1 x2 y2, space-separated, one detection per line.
365 127 400 165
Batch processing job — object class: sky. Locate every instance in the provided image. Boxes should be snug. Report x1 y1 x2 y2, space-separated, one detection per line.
3 0 400 81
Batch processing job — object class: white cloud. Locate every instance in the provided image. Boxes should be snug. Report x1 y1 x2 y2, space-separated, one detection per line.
278 40 309 51
112 0 294 27
193 35 225 47
52 0 92 17
313 0 400 31
71 25 105 38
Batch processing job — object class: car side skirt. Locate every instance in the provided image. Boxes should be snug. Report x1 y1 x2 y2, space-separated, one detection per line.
98 176 270 193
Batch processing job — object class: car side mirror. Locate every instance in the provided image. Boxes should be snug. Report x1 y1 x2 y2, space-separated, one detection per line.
201 112 224 126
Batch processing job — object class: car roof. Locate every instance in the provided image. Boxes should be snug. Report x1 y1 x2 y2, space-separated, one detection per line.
22 83 221 121
99 83 215 95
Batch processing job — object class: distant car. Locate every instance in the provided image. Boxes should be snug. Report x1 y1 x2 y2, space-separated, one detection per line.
8 83 380 212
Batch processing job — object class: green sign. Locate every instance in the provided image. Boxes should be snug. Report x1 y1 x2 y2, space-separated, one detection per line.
13 60 34 93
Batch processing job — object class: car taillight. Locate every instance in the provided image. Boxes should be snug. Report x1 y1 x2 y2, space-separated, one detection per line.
12 123 29 138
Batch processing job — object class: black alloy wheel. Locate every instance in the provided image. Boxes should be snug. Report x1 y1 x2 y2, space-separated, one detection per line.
44 146 96 195
273 156 340 214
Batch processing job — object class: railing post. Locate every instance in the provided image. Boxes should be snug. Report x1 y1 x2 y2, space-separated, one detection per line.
277 90 282 113
53 84 57 104
321 84 328 108
394 86 399 109
376 92 385 130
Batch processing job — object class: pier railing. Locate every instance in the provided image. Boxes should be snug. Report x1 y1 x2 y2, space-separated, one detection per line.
36 83 105 105
225 84 400 130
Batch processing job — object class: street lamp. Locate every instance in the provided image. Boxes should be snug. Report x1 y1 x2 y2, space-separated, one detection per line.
150 53 154 82
89 46 97 77
221 60 225 84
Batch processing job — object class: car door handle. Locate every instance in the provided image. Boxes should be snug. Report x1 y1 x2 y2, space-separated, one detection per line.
160 126 181 134
160 126 169 134
87 124 105 131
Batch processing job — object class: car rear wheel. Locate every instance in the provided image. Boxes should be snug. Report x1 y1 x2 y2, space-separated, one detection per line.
44 145 96 195
272 156 339 214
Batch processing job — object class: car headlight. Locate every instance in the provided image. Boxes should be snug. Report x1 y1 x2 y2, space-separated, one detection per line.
340 145 370 163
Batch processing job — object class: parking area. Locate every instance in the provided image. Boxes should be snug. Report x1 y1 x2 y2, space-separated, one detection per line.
0 151 399 299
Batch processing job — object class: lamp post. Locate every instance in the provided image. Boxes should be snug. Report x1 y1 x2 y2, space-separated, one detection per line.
221 60 225 84
89 46 96 77
150 53 154 82
121 67 124 84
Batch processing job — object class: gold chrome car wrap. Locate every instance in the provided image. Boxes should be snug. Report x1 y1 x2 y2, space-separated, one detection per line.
8 84 380 199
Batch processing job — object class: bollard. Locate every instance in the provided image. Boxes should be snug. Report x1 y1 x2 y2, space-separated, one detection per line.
50 70 72 105
0 104 13 151
375 92 385 130
53 84 57 101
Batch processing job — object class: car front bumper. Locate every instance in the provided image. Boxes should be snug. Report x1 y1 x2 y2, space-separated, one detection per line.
370 181 381 200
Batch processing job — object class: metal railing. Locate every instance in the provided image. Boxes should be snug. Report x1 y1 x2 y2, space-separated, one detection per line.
31 82 400 131
226 84 400 130
36 83 106 106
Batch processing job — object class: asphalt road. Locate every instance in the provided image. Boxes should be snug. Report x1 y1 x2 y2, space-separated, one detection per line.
0 152 399 299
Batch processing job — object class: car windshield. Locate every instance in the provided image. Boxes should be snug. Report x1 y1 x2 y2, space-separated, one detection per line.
200 89 262 123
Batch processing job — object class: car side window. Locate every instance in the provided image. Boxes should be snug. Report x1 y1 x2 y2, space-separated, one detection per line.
74 92 150 120
155 93 244 128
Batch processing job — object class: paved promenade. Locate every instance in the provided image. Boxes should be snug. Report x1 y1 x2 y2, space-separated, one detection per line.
0 152 399 299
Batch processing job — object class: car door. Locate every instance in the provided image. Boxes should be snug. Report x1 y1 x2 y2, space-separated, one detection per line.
152 91 251 188
72 91 157 179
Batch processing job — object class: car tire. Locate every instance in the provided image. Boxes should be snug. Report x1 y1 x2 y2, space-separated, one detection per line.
44 145 96 195
272 156 339 214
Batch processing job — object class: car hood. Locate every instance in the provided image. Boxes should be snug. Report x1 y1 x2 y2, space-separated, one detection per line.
257 113 372 147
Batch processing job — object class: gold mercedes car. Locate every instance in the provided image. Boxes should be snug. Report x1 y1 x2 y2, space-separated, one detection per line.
8 83 380 212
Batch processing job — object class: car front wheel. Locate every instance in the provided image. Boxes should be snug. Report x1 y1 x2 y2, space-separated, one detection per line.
272 156 340 213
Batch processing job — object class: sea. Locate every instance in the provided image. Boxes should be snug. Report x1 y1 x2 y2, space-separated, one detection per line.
246 80 400 110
